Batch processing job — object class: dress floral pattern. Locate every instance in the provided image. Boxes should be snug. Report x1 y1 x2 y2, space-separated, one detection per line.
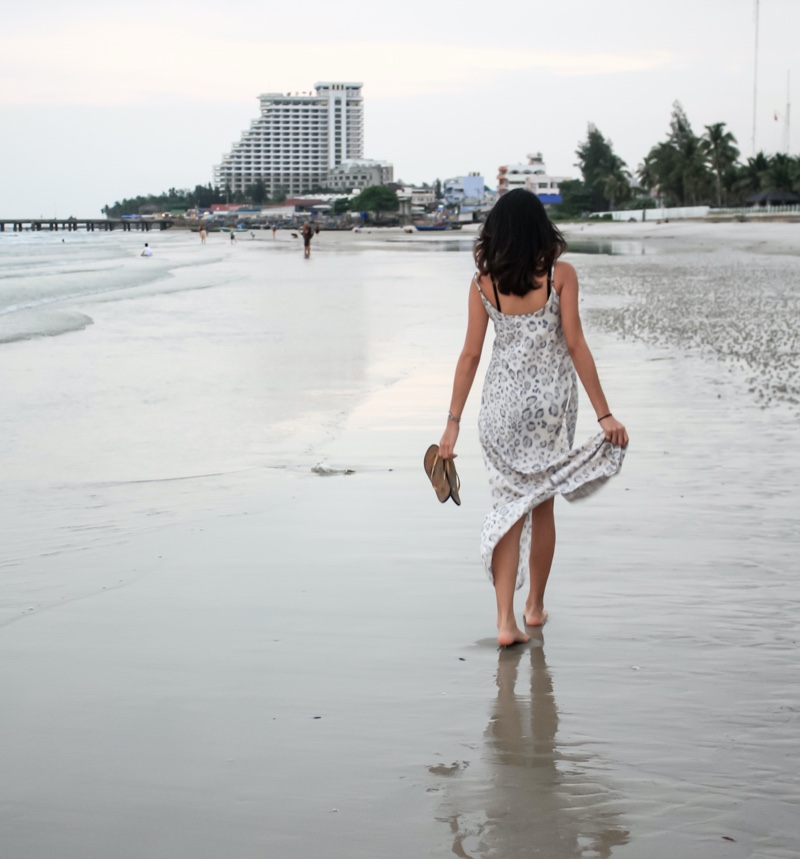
476 274 626 589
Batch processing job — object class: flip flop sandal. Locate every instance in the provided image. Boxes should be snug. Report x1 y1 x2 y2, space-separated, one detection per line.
424 444 451 503
444 458 461 506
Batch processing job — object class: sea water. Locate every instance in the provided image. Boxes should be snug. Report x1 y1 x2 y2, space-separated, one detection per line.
0 229 474 618
1 227 799 615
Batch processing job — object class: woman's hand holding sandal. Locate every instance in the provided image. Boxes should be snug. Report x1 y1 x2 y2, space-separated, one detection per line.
439 419 459 460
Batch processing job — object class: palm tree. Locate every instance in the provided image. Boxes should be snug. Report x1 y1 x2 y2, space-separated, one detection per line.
701 123 740 207
575 124 631 211
679 134 712 205
737 151 771 198
767 153 794 192
637 152 662 204
601 157 632 210
640 104 714 207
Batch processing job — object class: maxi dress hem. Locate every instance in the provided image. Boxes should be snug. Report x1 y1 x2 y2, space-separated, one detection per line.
480 430 626 589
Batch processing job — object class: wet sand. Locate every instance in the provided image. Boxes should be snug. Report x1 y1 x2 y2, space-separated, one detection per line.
1 224 799 857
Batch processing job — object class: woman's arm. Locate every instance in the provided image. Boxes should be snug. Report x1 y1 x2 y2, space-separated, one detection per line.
558 262 629 447
438 279 490 458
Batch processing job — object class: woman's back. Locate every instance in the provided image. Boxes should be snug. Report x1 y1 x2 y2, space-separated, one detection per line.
476 264 577 469
474 269 553 317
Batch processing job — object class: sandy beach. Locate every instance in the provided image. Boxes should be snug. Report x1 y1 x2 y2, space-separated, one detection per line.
1 222 799 857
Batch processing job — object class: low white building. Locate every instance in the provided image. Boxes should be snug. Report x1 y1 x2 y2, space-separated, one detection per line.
327 159 393 191
497 153 569 203
395 186 436 206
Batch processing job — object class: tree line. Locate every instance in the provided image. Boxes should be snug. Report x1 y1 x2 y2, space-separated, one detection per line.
102 182 293 218
102 182 401 219
555 101 800 218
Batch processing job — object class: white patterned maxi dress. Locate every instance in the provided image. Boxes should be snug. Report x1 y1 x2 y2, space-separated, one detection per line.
475 273 626 589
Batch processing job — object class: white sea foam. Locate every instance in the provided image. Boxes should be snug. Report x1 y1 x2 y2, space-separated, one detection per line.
0 230 207 341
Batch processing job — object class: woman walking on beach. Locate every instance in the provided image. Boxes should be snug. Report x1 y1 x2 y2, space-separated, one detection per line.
438 189 628 646
301 221 314 258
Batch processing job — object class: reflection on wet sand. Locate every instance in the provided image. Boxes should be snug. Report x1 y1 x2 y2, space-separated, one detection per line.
566 239 648 256
432 634 629 858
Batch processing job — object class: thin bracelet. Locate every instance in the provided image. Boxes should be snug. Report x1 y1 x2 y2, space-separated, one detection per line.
448 411 461 424
597 413 612 423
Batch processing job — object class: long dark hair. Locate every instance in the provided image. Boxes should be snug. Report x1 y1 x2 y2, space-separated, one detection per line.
474 188 567 296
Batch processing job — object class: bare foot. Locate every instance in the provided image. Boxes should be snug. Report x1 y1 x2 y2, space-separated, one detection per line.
523 608 548 627
497 622 531 647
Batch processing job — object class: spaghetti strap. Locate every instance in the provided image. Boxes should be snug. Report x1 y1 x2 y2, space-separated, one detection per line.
491 278 502 312
474 272 501 312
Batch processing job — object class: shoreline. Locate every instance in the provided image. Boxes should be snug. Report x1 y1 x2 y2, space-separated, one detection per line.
4 217 799 256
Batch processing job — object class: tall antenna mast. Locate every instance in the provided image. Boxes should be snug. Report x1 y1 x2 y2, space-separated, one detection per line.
752 0 760 155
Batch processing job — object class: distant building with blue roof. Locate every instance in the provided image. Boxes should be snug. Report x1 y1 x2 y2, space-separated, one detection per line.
497 153 570 205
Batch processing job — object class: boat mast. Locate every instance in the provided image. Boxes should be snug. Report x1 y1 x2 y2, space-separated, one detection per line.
785 71 791 154
752 0 760 156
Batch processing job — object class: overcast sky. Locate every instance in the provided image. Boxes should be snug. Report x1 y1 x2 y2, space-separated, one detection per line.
1 0 797 217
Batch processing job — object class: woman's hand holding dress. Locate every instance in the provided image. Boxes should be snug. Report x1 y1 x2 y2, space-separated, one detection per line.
598 415 628 447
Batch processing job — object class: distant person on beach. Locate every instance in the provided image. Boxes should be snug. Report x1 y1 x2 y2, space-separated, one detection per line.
301 221 313 258
272 226 277 239
436 189 628 646
314 224 320 236
230 231 236 244
199 227 207 244
140 243 153 257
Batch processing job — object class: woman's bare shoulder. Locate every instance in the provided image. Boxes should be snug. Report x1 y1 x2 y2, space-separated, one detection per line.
554 260 577 278
554 260 577 295
473 271 492 297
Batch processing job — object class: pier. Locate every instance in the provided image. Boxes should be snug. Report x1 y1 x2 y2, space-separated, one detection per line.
0 218 174 233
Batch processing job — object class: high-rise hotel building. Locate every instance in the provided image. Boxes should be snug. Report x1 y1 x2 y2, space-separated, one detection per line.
213 82 364 198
